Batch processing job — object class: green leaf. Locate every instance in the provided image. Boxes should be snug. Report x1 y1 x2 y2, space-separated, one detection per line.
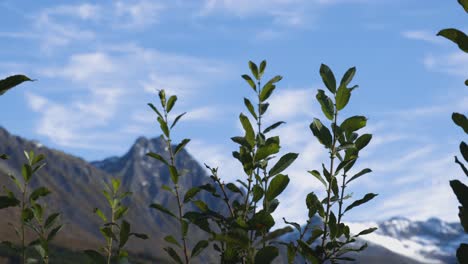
174 139 190 155
169 165 179 184
0 196 20 209
84 250 107 264
184 187 201 203
341 116 367 132
451 180 468 208
191 240 209 258
239 113 255 147
164 247 183 264
157 116 170 137
461 142 468 162
355 227 378 237
115 206 128 220
171 112 186 129
47 225 62 241
260 83 276 102
119 220 131 248
32 154 45 165
457 244 468 264
244 98 258 120
340 67 356 88
254 246 278 264
0 154 7 159
194 200 209 212
164 235 181 248
355 134 372 150
45 213 60 230
310 118 332 148
256 137 280 161
320 64 337 94
150 203 176 218
242 74 256 91
437 28 468 52
329 212 337 239
258 226 293 245
269 153 298 176
308 170 327 188
344 193 378 213
263 121 285 134
458 0 468 12
166 95 177 113
0 75 33 95
29 187 51 202
249 61 259 80
266 174 290 201
335 85 351 111
252 184 264 202
146 152 169 166
111 178 121 192
346 168 372 184
453 113 468 133
259 102 269 115
259 60 267 78
148 103 163 119
316 89 334 120
226 183 242 194
22 164 33 183
297 240 320 263
130 233 148 240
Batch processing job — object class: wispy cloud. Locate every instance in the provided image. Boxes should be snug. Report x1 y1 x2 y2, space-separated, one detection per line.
402 30 443 44
424 52 468 77
113 0 165 29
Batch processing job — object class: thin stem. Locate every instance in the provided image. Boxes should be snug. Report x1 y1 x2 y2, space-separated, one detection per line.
321 108 338 257
21 181 28 264
164 112 190 264
337 173 347 224
211 172 235 218
107 198 115 264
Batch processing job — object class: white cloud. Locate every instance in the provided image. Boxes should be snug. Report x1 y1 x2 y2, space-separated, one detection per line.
423 52 468 77
402 30 443 44
114 0 165 29
267 88 316 120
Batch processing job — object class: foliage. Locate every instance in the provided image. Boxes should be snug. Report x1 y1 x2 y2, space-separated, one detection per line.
0 150 62 264
84 177 148 264
147 89 208 264
438 0 468 262
283 64 377 263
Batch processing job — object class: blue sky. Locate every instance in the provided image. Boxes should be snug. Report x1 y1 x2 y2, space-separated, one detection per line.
0 0 467 225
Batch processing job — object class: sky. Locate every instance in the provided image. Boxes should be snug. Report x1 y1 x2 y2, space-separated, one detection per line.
0 0 467 226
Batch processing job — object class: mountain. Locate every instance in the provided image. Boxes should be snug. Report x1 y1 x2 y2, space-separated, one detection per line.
0 127 465 263
0 127 219 263
282 217 465 263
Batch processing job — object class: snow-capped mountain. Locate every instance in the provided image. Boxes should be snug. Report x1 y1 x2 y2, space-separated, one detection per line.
348 217 464 263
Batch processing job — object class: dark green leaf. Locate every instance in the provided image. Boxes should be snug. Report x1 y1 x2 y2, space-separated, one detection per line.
242 74 256 91
437 28 468 52
263 121 285 134
226 183 242 194
457 244 468 264
244 98 258 120
453 113 468 133
259 60 267 78
184 187 201 203
146 152 169 165
316 89 334 120
254 246 278 264
344 193 378 213
191 240 209 258
171 112 186 129
346 168 372 184
21 164 33 183
169 165 179 184
340 67 356 88
164 235 181 248
130 233 148 240
194 200 209 212
45 213 60 230
157 116 170 137
451 180 468 208
166 95 177 113
174 139 190 155
0 154 7 159
239 113 255 147
461 142 468 162
47 225 62 241
150 203 176 218
0 75 33 95
119 220 131 248
148 103 163 119
297 240 319 263
308 170 327 188
341 116 367 132
258 226 293 245
320 64 337 94
249 61 259 80
269 153 298 176
252 184 264 202
115 206 128 220
355 227 378 237
455 156 468 176
335 86 351 111
266 174 289 201
93 208 107 222
260 84 276 102
458 0 468 12
256 137 280 161
310 118 332 148
0 196 20 209
164 247 183 264
355 134 372 150
29 187 51 201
